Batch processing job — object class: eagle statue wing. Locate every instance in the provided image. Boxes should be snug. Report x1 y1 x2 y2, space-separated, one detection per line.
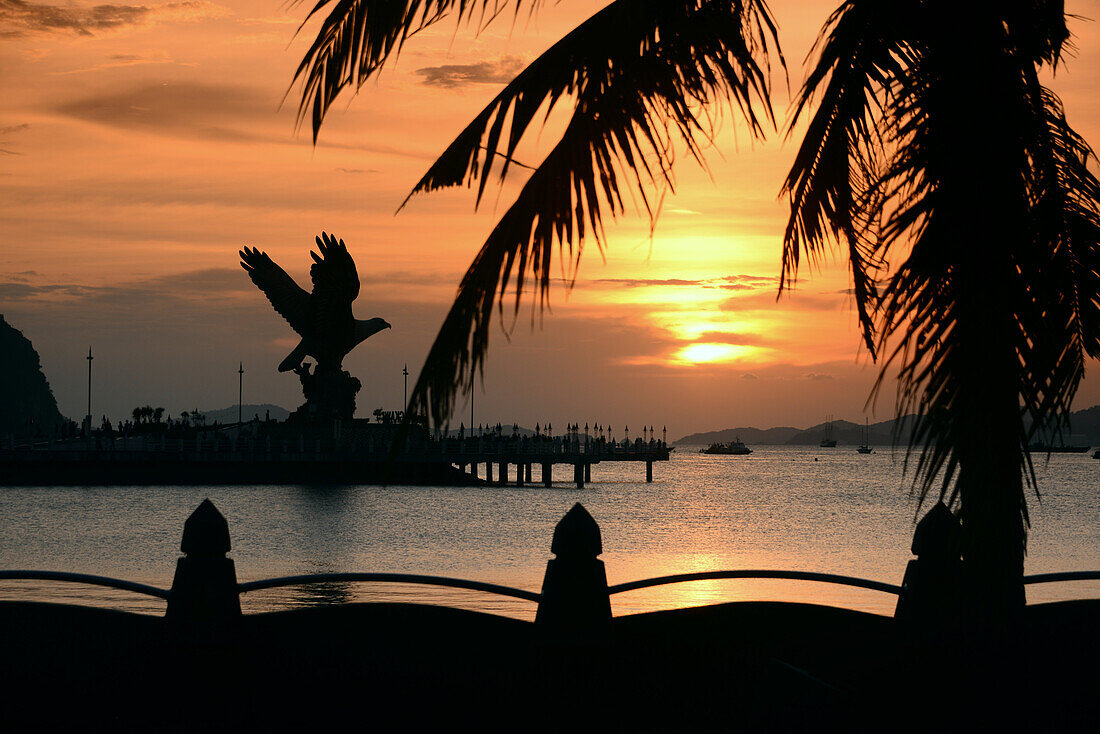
309 232 360 324
239 246 311 336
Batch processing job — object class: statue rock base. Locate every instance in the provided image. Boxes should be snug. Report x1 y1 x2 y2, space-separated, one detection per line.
288 363 361 424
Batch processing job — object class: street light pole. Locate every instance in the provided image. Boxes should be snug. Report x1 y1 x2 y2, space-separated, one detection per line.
86 347 93 430
238 362 244 425
402 363 408 412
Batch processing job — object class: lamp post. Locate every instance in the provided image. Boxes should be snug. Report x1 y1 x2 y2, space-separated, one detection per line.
402 364 409 412
238 362 244 425
85 347 93 432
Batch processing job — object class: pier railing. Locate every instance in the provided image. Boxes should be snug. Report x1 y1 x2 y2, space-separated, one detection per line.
3 431 672 487
1 500 1096 630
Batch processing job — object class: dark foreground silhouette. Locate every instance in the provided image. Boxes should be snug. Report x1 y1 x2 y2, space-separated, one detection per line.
1 599 1095 732
1 501 1095 732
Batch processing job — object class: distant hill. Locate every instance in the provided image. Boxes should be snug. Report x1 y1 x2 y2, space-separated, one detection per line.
1065 405 1100 442
676 408 1099 446
674 426 803 446
0 315 66 437
781 419 905 446
675 421 896 446
198 403 290 425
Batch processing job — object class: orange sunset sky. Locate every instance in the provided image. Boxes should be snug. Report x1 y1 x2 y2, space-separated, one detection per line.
2 0 1100 435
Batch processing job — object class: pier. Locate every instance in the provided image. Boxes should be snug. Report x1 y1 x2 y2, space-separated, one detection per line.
1 427 671 487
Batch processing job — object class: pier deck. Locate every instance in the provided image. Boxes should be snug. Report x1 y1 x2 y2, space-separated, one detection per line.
1 433 671 487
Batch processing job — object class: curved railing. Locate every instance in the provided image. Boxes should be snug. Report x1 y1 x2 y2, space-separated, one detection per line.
2 568 1096 610
237 572 541 602
608 570 904 596
0 570 171 599
1023 570 1100 585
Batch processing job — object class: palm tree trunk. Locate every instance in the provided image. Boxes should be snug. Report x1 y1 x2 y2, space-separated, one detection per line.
931 10 1030 622
953 287 1027 622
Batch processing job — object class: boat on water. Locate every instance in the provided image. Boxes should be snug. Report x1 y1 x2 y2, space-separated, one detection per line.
700 439 752 455
1093 449 1100 459
819 415 837 448
857 419 873 454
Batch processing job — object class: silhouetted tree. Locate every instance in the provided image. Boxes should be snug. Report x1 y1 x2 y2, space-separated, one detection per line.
780 1 1100 619
291 1 1099 617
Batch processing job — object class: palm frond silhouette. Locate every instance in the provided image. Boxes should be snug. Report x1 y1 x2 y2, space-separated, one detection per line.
782 0 1100 616
290 0 1099 616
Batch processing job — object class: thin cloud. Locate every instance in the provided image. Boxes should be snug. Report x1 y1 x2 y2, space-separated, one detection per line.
56 82 273 140
690 331 767 346
0 0 228 38
721 289 844 312
804 372 834 381
0 122 29 155
53 81 431 157
592 274 778 291
54 50 176 75
416 55 525 88
0 267 459 308
720 275 775 287
593 277 704 288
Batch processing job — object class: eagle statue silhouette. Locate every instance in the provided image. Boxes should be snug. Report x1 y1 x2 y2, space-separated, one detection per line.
240 233 390 374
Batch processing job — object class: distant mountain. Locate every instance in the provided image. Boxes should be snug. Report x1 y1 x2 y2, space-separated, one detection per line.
676 407 1099 446
1065 405 1100 442
198 403 290 425
0 315 66 437
675 421 895 446
780 419 910 446
675 426 803 446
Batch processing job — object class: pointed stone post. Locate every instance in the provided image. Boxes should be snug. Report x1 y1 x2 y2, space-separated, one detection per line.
536 503 611 638
166 499 241 625
895 502 964 626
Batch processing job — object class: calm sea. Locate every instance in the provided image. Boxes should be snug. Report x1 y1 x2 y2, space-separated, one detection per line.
1 446 1097 619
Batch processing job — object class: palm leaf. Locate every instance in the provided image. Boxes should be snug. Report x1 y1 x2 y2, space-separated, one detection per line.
779 0 920 356
402 0 782 426
291 0 543 141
